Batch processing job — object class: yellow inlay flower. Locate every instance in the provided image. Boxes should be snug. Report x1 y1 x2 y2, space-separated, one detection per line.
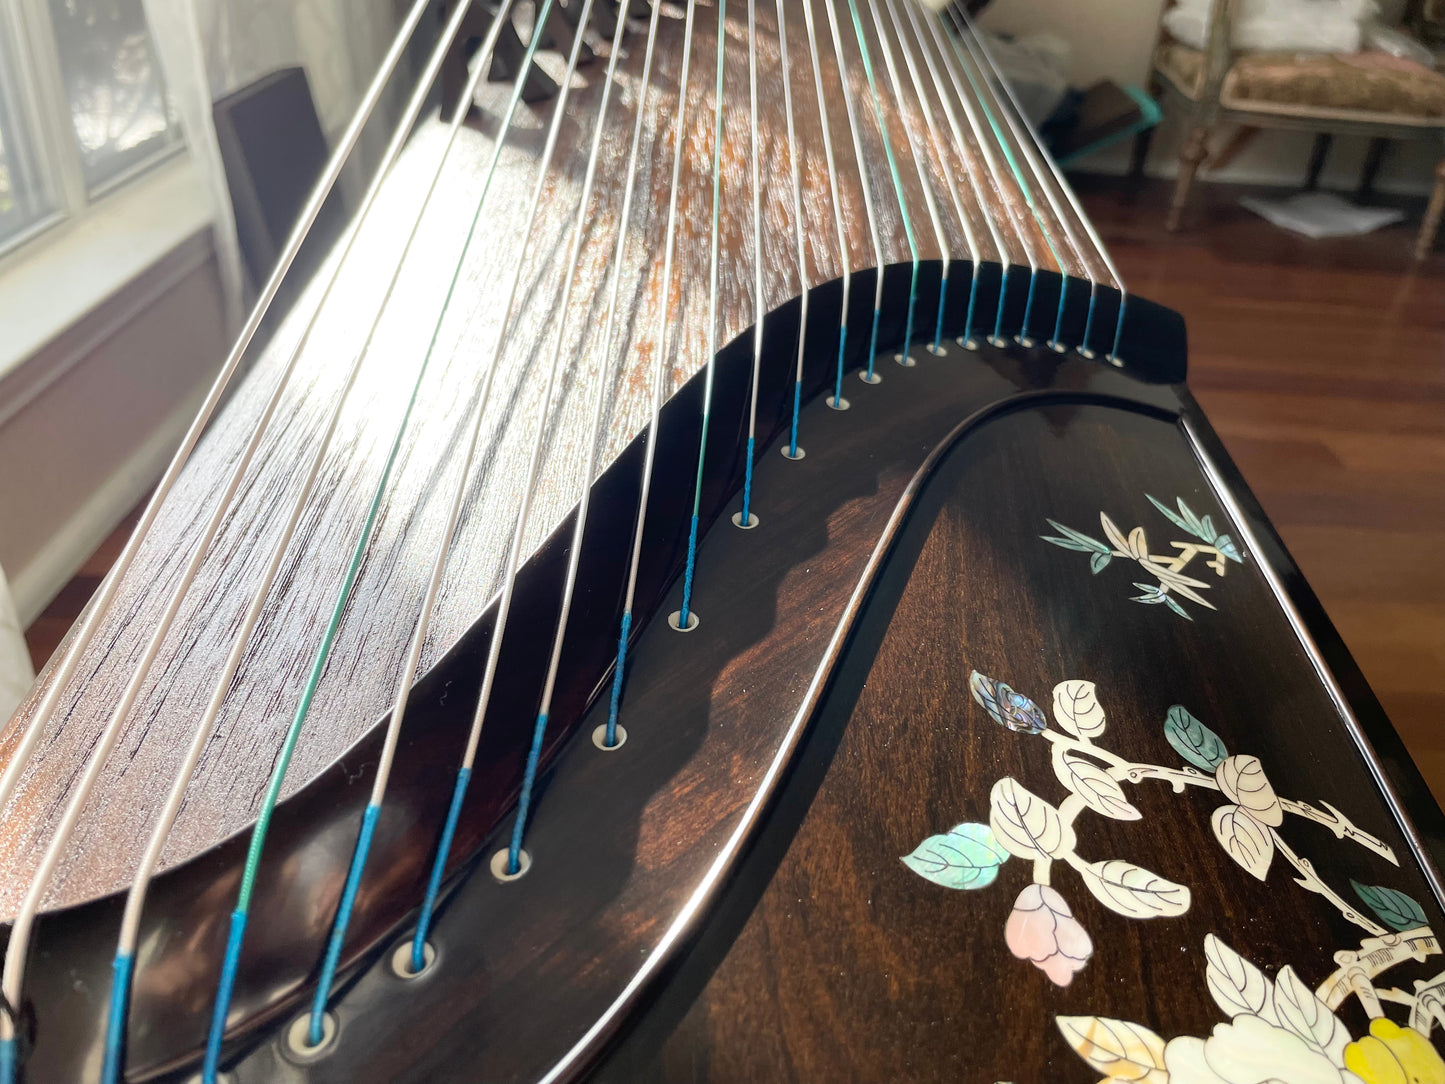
1345 1019 1445 1084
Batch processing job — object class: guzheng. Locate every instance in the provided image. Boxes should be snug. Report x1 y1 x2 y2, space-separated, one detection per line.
3 0 1443 1081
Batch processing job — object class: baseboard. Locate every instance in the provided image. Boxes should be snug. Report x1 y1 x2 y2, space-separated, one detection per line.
9 385 207 628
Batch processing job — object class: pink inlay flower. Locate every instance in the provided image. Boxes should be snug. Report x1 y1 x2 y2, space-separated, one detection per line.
1004 883 1094 986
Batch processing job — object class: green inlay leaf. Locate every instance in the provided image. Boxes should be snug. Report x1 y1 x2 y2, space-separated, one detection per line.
1352 880 1428 932
1164 705 1228 771
901 823 1009 890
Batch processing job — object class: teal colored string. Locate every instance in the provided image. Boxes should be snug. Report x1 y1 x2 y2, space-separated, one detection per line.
677 0 727 627
991 266 1010 343
1109 296 1127 361
787 385 802 456
411 765 470 972
1081 291 1099 355
932 272 948 352
314 0 567 1036
901 284 918 360
507 712 550 871
308 804 380 1044
604 610 631 745
741 436 756 520
1 1037 14 1084
962 268 979 345
1021 271 1039 342
1050 274 1068 348
678 513 702 624
833 324 848 401
864 307 881 380
203 911 247 1082
845 0 917 362
198 6 552 1074
100 953 134 1084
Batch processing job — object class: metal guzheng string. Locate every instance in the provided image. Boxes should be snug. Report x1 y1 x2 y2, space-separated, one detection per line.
0 1 1134 1080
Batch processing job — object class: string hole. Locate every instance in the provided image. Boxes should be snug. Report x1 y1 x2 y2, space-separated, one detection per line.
956 336 978 351
986 335 1009 348
390 939 437 980
491 848 532 882
1106 354 1125 368
283 1011 338 1063
732 511 760 529
1048 341 1068 354
668 610 699 632
893 351 916 367
780 446 805 461
593 724 627 750
926 342 948 356
857 371 881 385
1076 346 1097 360
184 1074 237 1084
826 395 850 411
1015 335 1035 348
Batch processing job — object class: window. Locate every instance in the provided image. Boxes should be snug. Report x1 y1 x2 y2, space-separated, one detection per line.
0 0 180 255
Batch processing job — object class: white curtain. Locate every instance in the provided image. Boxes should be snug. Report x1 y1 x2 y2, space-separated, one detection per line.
0 564 32 722
142 0 405 330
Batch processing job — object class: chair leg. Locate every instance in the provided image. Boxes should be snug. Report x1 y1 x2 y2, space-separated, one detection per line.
1304 133 1332 192
1415 159 1445 261
1357 137 1388 201
1129 124 1156 182
1167 125 1210 232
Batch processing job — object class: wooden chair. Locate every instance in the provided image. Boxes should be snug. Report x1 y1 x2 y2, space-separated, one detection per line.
1133 0 1445 259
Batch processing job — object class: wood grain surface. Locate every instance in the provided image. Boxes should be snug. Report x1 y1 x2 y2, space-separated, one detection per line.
629 399 1445 1084
1076 175 1445 807
0 0 1098 916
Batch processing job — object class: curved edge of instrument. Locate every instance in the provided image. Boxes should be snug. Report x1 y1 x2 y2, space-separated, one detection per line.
7 262 1191 1083
585 394 1445 1084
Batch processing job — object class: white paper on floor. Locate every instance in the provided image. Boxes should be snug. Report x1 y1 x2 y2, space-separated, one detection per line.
1241 192 1405 239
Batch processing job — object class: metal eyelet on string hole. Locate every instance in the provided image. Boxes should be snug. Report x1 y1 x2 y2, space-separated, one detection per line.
826 394 850 410
490 848 531 883
732 511 759 529
1106 354 1125 368
1014 335 1035 349
668 610 699 632
986 335 1009 349
956 336 979 351
1076 345 1097 360
1048 340 1068 354
780 445 805 461
926 342 948 357
593 724 627 750
283 1011 338 1064
857 370 881 385
893 350 915 367
390 938 437 980
184 1073 237 1084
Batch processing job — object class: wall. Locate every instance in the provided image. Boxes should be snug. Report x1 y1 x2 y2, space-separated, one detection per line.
980 0 1443 195
0 233 227 626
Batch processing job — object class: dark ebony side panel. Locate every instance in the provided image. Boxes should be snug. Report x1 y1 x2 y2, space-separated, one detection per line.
630 402 1445 1083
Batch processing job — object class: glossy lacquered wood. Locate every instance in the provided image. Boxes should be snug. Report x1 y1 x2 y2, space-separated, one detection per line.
619 397 1445 1084
5 3 1437 1083
1075 176 1445 807
0 0 1092 918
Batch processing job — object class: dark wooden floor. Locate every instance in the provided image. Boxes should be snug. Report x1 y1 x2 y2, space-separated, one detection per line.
24 177 1445 801
1075 174 1445 801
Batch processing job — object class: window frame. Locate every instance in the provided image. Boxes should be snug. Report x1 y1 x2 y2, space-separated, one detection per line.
0 0 183 260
